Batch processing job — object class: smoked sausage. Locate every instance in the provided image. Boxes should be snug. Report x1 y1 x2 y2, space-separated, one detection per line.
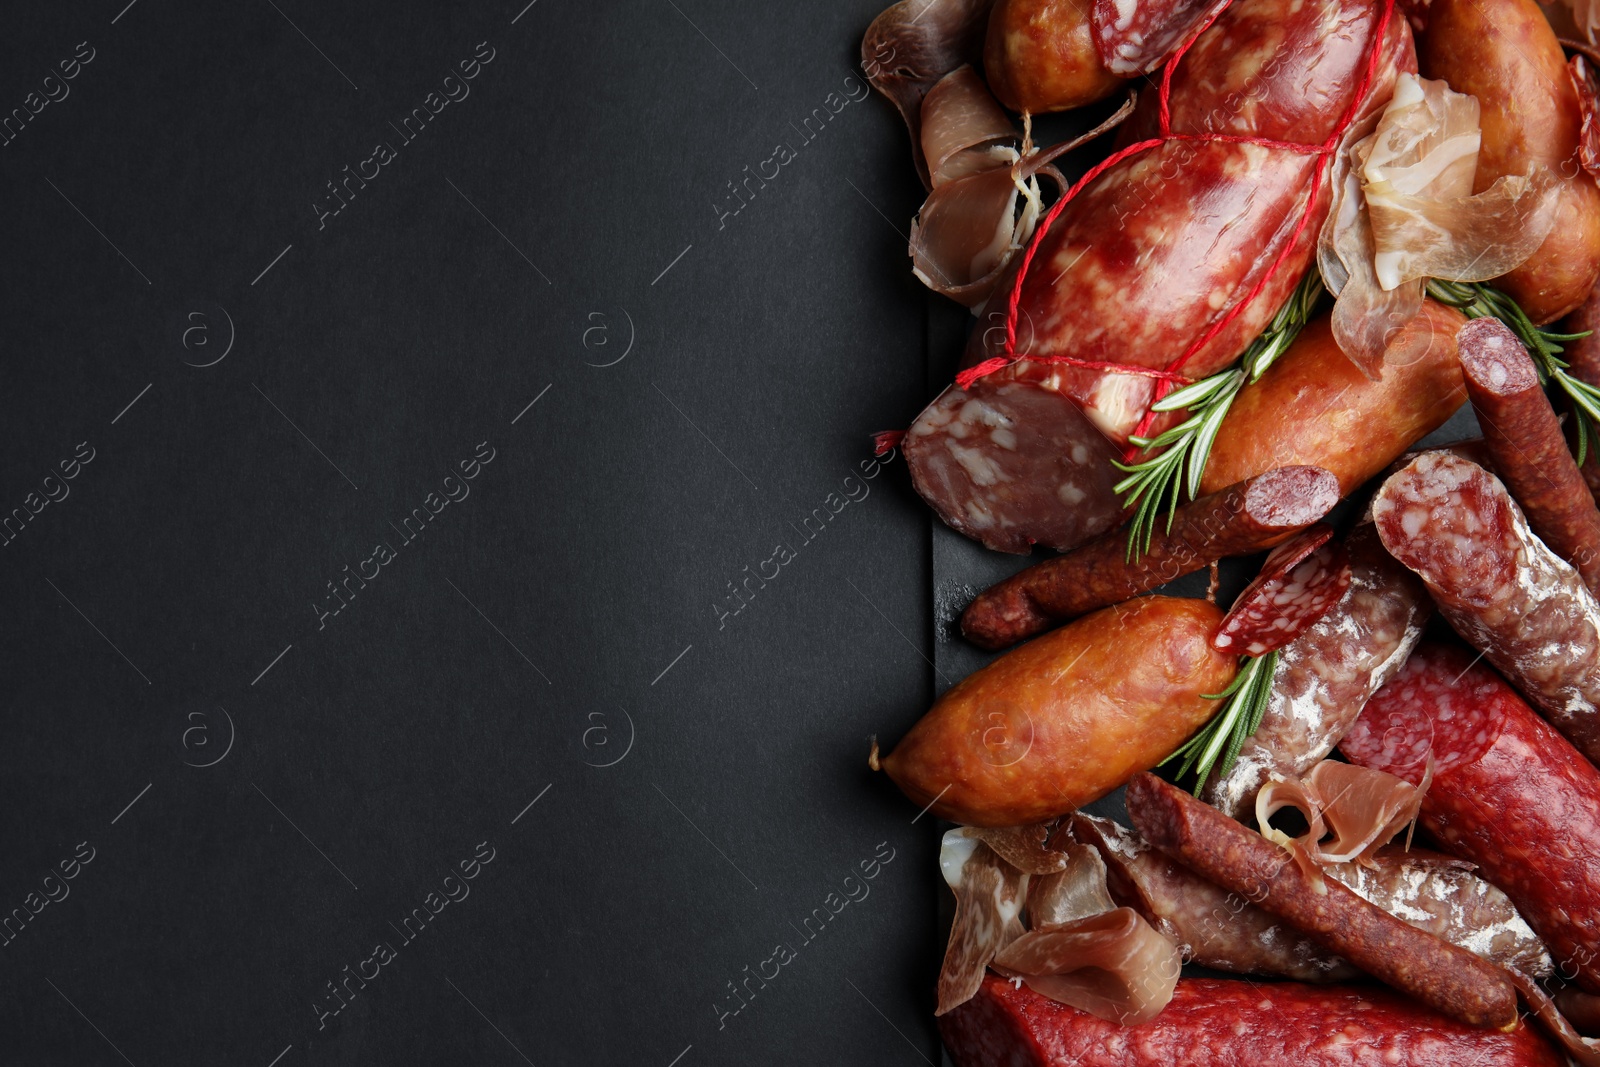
875 597 1235 826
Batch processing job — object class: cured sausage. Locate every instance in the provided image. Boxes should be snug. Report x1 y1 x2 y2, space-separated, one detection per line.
961 465 1339 651
1211 525 1351 657
1457 316 1600 591
1560 281 1600 503
939 973 1562 1067
1125 771 1520 1027
1201 524 1430 819
903 371 1128 554
1340 641 1600 994
874 597 1235 826
983 0 1123 112
1371 450 1600 764
1419 0 1600 323
905 0 1411 554
1199 303 1468 497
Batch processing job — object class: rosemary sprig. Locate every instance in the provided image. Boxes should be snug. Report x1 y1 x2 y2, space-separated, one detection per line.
1426 279 1600 464
1114 271 1325 559
1163 650 1279 792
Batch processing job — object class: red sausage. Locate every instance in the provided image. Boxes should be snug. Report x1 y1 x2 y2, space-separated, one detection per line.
961 465 1339 651
1125 772 1520 1028
940 973 1562 1067
1340 641 1600 994
1457 316 1600 592
1211 525 1351 657
1560 283 1600 504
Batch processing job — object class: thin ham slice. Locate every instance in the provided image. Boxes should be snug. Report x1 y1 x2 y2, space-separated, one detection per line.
991 908 1182 1026
1256 759 1431 874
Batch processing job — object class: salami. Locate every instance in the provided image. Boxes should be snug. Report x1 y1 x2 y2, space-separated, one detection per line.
939 973 1562 1067
903 372 1128 554
1212 525 1351 656
1089 0 1229 76
1340 642 1600 994
1560 281 1600 504
960 465 1340 651
1201 524 1430 818
1457 316 1600 592
1371 451 1600 765
1125 771 1520 1027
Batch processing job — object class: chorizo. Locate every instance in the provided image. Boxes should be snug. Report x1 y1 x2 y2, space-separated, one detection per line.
874 597 1235 826
1340 641 1600 993
983 0 1122 113
1125 771 1521 1028
961 465 1338 651
1371 450 1600 765
1419 0 1600 323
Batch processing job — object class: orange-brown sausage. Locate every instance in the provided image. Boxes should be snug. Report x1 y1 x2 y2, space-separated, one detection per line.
875 597 1235 827
984 0 1123 113
1199 303 1467 497
1419 0 1600 323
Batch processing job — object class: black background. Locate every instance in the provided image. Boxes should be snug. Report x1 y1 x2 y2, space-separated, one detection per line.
0 2 954 1064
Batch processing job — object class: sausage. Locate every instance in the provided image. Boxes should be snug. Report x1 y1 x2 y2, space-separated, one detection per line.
1560 281 1600 503
903 368 1128 554
1200 524 1430 818
961 465 1339 651
1125 771 1521 1027
1419 0 1600 324
939 973 1562 1067
1065 814 1363 982
1199 303 1468 497
983 0 1123 112
960 0 1413 447
1459 316 1600 591
1371 450 1600 765
1211 525 1351 657
874 597 1235 826
1339 641 1600 993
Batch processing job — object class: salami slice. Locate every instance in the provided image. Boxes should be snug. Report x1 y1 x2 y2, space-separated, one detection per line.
1201 524 1430 818
1213 524 1351 656
1340 642 1600 993
961 465 1340 650
939 973 1563 1067
1090 0 1231 75
1371 451 1600 765
1126 771 1520 1028
1457 316 1600 593
904 370 1127 555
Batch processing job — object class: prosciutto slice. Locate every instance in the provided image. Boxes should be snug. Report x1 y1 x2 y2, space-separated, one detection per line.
1320 73 1554 376
991 908 1182 1026
1256 759 1431 872
937 831 1030 1015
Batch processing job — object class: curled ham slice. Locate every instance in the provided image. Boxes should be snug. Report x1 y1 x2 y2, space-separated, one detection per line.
861 0 993 189
1319 73 1555 377
922 66 1017 187
970 822 1070 875
1256 759 1431 875
991 908 1182 1026
937 830 1029 1015
1026 844 1117 927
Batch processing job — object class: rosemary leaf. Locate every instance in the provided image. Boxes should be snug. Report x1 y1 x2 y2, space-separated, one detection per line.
1163 651 1279 793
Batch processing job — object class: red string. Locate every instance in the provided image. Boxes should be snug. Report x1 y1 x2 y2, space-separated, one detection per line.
971 0 1397 453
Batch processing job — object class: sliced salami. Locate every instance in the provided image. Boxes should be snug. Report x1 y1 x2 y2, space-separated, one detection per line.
1340 642 1600 993
1213 524 1351 656
1371 451 1600 765
1090 0 1230 75
1201 524 1430 819
904 370 1127 555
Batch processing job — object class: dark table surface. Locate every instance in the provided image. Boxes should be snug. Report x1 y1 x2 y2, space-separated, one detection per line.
0 2 950 1064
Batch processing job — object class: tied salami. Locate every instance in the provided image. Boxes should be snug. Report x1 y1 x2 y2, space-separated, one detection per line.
1090 0 1229 75
1125 772 1520 1028
939 973 1562 1067
1457 316 1600 593
1202 524 1430 819
1212 524 1351 656
961 466 1339 651
1372 451 1600 765
1340 642 1600 994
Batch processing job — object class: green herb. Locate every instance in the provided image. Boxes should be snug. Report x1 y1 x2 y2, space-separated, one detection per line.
1426 279 1600 465
1163 650 1279 792
1114 271 1325 559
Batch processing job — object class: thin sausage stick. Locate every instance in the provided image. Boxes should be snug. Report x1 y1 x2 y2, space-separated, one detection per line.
961 466 1339 651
